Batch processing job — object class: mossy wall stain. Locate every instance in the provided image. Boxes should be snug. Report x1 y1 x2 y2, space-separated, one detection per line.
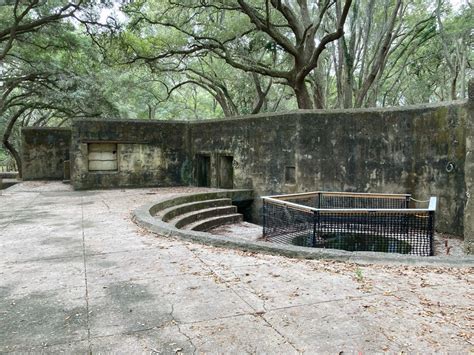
21 128 71 180
70 120 187 190
188 104 468 236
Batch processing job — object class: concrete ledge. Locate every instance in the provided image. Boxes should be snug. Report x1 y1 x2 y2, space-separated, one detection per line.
186 213 243 232
0 172 18 179
162 198 232 222
133 192 474 268
0 178 20 190
148 190 253 215
174 206 237 229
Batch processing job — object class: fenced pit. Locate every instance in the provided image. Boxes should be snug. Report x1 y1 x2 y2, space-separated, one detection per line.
262 191 437 256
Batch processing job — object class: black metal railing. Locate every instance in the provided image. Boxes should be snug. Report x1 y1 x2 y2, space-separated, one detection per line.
262 191 436 256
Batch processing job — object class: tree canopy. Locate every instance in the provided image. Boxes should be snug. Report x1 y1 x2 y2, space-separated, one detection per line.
0 0 472 171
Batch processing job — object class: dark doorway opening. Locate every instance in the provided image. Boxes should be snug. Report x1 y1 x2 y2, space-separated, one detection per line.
196 154 211 187
218 155 234 189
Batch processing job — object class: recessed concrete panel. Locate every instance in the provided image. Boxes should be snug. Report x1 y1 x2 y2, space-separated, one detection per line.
21 127 71 180
71 120 187 189
218 155 234 189
118 144 163 174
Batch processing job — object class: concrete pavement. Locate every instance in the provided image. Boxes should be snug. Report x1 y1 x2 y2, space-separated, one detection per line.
0 182 472 353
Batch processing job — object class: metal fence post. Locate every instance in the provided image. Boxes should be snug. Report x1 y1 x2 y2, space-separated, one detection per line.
428 211 435 256
404 196 410 237
262 199 267 240
312 211 320 247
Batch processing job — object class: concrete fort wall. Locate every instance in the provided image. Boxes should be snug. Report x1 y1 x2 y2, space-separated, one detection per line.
189 102 468 236
21 127 71 180
67 101 470 238
462 81 474 253
70 119 188 190
21 96 473 247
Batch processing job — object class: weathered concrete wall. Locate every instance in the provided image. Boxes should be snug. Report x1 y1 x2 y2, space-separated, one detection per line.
462 80 474 253
66 100 471 241
71 119 188 190
296 105 466 235
188 113 300 193
189 102 468 236
21 127 71 180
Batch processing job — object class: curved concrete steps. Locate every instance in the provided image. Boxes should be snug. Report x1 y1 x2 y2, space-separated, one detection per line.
161 198 232 222
172 205 238 229
144 190 253 235
133 189 474 266
184 214 243 232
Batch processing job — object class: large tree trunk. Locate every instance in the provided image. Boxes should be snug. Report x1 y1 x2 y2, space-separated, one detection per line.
212 89 239 117
3 140 21 177
336 41 354 108
312 81 325 109
147 104 156 120
251 73 272 114
336 1 356 109
451 68 458 100
310 64 327 109
293 79 314 109
342 36 355 108
2 108 27 178
354 0 401 107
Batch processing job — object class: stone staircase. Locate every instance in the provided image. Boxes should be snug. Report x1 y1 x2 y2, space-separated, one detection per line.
155 193 249 232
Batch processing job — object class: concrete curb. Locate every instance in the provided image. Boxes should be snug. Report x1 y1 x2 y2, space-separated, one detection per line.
132 192 474 268
0 178 20 191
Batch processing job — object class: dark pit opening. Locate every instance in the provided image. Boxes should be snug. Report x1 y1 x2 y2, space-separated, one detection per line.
262 191 436 256
292 233 412 254
232 199 253 222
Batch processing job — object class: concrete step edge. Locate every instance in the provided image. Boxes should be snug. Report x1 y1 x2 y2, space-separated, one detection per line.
173 206 238 229
184 214 243 232
160 198 232 222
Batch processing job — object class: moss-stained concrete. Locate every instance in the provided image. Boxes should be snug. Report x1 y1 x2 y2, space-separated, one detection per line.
21 127 71 180
189 102 469 237
71 119 187 190
22 98 473 249
462 80 474 253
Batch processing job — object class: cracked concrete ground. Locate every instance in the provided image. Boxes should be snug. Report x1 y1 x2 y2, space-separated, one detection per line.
0 181 473 354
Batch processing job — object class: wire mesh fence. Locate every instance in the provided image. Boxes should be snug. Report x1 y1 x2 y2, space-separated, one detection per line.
262 192 435 256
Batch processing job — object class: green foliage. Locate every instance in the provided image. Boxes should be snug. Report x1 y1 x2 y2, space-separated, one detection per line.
0 0 472 163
